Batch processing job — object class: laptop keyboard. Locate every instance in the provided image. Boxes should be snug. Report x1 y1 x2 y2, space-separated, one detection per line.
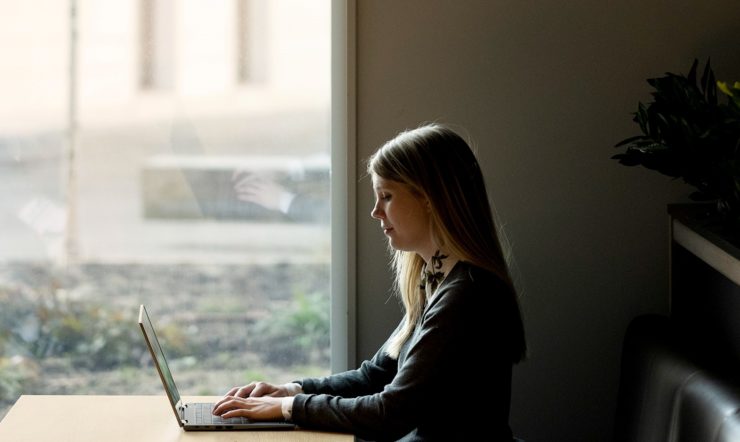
191 403 249 425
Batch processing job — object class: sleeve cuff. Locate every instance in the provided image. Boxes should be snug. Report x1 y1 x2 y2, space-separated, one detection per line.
278 192 297 214
280 397 295 421
283 382 303 396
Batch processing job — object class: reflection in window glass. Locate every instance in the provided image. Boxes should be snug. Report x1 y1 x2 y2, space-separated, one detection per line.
0 0 330 419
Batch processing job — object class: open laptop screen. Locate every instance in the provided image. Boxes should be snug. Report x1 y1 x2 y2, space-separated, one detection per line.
139 305 182 413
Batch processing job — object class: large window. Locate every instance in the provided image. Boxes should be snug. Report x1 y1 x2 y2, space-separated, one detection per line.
0 0 331 419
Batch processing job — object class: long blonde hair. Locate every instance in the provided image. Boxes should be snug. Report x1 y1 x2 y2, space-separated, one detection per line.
368 124 525 362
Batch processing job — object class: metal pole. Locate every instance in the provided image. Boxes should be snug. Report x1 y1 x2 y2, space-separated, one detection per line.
64 0 79 263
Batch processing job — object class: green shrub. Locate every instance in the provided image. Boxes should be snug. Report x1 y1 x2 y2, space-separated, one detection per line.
0 357 39 404
251 291 329 367
0 282 146 370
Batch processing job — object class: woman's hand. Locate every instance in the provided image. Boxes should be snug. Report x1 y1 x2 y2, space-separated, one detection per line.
231 171 290 212
222 381 292 398
212 395 284 421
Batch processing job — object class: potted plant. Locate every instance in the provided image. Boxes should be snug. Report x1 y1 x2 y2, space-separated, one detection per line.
613 59 740 226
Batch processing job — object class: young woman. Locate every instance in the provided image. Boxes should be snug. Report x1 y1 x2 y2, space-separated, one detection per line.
213 124 526 441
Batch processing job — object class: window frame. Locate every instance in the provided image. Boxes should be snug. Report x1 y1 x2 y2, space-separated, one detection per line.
330 0 356 373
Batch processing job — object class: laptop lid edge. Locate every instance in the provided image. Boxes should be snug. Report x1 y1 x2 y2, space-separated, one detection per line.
138 304 187 428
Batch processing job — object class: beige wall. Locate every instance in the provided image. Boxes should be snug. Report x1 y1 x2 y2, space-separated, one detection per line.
353 1 740 440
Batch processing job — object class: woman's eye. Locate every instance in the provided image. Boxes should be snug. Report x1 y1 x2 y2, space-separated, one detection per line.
380 194 391 201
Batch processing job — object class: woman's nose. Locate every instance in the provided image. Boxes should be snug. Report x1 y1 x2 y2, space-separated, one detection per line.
370 204 383 220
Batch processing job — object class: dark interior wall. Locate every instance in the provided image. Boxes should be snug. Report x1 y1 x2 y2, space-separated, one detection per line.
352 1 740 440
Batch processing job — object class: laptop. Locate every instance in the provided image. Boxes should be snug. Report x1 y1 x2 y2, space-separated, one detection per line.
138 304 295 431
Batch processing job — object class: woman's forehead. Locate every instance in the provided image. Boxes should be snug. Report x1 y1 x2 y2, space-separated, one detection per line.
372 175 400 189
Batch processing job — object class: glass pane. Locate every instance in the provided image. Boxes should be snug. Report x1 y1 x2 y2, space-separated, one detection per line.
0 0 331 419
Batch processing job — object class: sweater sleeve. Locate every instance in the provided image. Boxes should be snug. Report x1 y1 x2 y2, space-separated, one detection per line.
291 280 474 440
297 322 402 398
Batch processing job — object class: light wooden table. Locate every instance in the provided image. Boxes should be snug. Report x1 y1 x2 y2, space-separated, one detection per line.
0 395 353 442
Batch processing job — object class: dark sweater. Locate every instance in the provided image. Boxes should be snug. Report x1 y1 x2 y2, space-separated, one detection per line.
291 262 519 441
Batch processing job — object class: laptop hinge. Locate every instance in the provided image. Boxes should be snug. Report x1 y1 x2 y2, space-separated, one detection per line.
178 402 188 424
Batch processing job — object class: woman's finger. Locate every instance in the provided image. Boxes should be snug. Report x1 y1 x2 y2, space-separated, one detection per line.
213 397 246 415
235 383 256 398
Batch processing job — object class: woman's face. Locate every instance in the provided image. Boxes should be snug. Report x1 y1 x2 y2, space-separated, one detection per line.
370 174 434 259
